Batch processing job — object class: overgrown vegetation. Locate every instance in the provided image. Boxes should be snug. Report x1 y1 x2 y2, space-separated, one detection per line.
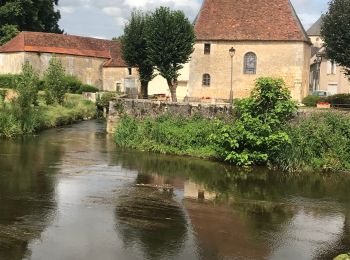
273 112 350 173
303 94 350 107
114 114 218 158
0 94 96 138
0 74 20 89
0 60 97 138
113 77 350 173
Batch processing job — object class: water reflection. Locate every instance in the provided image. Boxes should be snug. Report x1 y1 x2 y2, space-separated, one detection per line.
1 121 350 260
113 150 350 259
115 174 188 260
0 136 62 259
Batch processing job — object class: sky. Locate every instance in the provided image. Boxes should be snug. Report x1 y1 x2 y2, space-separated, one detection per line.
57 0 329 39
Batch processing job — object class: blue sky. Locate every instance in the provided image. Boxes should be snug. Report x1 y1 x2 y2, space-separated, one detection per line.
57 0 329 39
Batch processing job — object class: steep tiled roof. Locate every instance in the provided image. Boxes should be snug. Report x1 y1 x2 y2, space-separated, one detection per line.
307 16 323 36
194 0 309 42
0 32 126 67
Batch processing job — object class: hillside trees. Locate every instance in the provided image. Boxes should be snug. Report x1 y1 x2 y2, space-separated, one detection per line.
321 0 350 76
0 0 62 45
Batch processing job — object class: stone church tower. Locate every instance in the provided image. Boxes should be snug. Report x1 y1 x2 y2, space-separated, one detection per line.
188 0 311 102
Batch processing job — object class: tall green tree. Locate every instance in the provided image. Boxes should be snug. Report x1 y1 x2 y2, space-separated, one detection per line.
146 7 195 102
321 0 350 76
0 0 62 45
121 11 154 99
44 57 67 105
0 24 19 45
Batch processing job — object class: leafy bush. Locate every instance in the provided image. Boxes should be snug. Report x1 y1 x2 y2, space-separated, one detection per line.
325 94 350 106
96 92 116 112
114 114 218 158
63 75 83 94
77 84 99 94
211 77 297 166
302 95 325 107
44 57 68 105
0 74 20 89
0 94 97 138
273 112 350 172
0 88 7 100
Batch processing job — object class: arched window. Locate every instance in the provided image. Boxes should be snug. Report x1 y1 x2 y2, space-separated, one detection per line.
202 74 211 86
244 52 257 74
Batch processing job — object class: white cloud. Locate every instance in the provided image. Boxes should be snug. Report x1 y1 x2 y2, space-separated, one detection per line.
57 0 328 38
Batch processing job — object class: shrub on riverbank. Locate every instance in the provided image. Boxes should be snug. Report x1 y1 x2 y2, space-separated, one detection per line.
0 94 96 138
114 114 219 158
113 77 350 173
273 112 350 172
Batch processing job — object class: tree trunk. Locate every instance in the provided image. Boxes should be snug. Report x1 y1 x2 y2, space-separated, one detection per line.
140 80 148 99
167 79 178 102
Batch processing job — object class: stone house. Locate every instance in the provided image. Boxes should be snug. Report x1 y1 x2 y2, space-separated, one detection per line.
307 17 350 95
0 31 137 92
185 0 311 103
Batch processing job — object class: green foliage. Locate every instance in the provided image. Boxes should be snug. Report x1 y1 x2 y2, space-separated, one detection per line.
325 94 350 106
96 92 116 112
211 77 297 166
77 84 99 94
273 112 350 172
0 24 19 45
0 94 96 138
63 75 83 94
302 95 325 107
0 74 20 89
321 0 350 75
14 62 39 108
114 114 217 158
121 10 154 98
44 57 68 105
334 254 350 260
0 0 62 44
146 6 195 101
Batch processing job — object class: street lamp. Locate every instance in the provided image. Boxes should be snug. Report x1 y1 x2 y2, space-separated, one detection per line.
229 47 236 106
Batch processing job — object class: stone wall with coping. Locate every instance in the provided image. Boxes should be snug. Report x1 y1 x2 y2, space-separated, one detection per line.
107 98 232 133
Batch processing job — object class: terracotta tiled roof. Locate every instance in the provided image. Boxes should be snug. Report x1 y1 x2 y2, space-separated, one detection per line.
0 32 126 67
194 0 309 42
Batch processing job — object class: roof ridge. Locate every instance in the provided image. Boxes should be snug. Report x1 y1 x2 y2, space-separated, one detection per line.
287 0 310 43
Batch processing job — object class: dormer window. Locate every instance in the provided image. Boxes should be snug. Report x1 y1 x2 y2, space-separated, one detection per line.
204 43 211 55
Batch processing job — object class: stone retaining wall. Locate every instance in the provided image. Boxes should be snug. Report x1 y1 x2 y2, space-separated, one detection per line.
107 98 232 133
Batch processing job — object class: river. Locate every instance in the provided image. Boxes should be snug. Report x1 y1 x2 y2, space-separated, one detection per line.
0 120 349 260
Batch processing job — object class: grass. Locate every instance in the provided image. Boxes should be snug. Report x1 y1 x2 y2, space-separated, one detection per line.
113 111 350 173
0 93 96 138
113 114 219 158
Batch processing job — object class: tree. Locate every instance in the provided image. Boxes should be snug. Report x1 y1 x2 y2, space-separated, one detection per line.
321 0 350 76
146 7 195 102
211 77 297 166
121 11 154 99
44 57 68 105
0 24 19 45
0 0 62 45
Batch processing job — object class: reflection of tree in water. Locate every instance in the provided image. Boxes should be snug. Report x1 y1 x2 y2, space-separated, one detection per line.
112 149 350 258
0 136 62 260
115 173 187 260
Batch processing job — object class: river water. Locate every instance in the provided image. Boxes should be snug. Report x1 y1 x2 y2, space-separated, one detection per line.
0 120 350 260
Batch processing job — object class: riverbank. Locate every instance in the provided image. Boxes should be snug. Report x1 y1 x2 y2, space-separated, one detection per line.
0 93 96 138
113 110 350 173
